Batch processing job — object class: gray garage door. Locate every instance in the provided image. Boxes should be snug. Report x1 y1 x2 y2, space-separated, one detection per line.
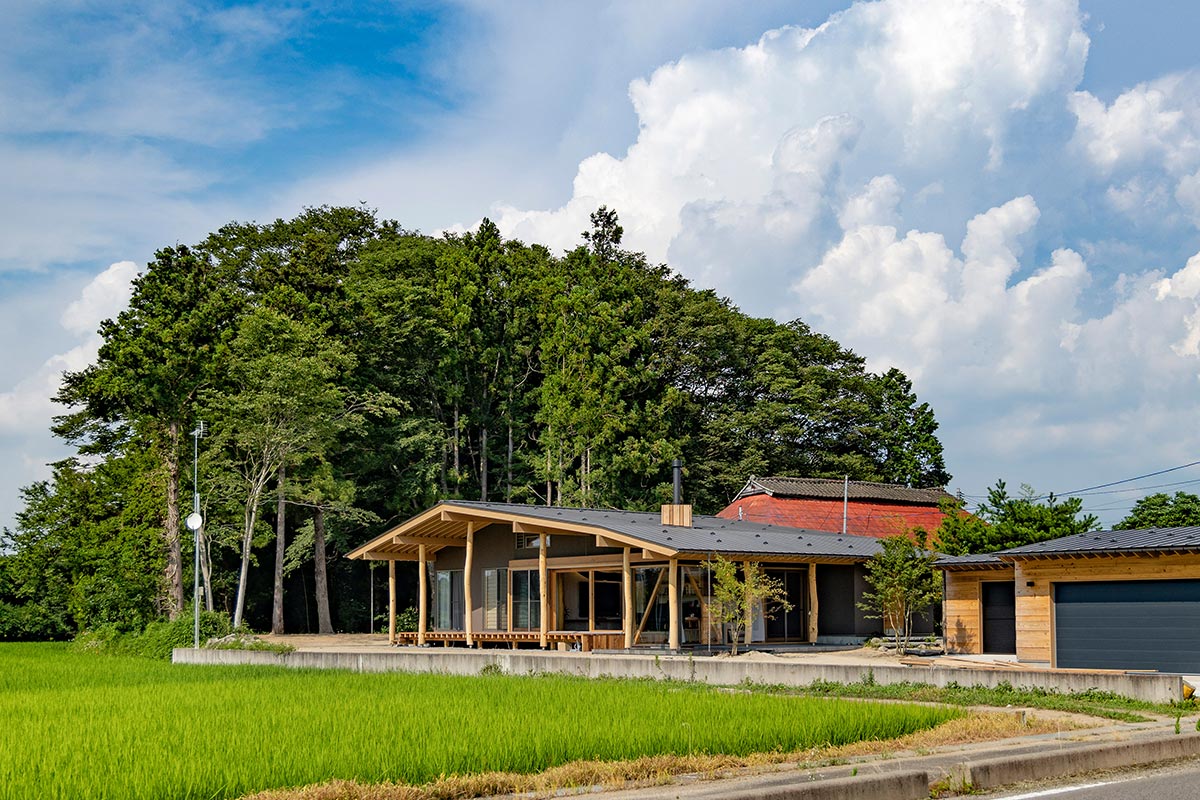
1055 579 1200 672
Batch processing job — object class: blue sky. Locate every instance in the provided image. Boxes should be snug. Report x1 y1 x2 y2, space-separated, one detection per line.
4 0 1200 530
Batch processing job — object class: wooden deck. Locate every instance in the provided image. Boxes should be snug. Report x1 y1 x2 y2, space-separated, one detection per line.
391 630 626 651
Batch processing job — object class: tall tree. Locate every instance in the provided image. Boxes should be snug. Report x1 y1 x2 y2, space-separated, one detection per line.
936 481 1099 555
203 308 361 629
1116 492 1200 530
54 245 242 618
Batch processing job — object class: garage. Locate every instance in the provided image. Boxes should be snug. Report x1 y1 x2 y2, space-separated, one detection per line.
1055 579 1200 672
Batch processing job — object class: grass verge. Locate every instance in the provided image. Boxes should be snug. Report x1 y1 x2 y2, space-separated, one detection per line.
239 711 1067 800
786 677 1192 722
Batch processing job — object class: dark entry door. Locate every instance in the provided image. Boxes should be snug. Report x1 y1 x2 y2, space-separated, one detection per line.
1055 579 1200 672
765 569 807 641
981 581 1016 654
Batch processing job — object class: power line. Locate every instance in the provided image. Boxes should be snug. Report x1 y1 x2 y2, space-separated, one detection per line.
1040 460 1200 500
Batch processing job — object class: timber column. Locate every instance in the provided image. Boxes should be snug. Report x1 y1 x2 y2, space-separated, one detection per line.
539 533 549 648
417 544 428 646
743 560 753 649
464 523 475 647
387 559 396 645
622 547 634 649
668 558 680 651
807 563 819 643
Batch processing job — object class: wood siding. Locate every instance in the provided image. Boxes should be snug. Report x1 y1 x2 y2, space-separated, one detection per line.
944 568 1014 654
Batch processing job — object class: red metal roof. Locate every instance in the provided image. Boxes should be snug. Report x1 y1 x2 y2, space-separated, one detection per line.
716 493 949 539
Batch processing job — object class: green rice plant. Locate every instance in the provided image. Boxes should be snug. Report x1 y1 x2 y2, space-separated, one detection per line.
0 643 961 800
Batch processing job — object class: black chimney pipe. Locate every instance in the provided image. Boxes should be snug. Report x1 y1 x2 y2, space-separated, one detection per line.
672 458 683 504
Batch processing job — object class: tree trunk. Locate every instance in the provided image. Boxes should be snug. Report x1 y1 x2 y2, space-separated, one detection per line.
453 403 460 496
313 507 333 634
199 527 214 612
271 465 286 634
506 424 513 502
480 424 488 501
163 420 184 619
232 499 260 629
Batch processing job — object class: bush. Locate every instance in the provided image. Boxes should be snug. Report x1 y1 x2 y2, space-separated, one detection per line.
70 612 233 660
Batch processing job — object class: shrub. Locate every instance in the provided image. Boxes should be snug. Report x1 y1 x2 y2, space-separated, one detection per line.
69 612 233 660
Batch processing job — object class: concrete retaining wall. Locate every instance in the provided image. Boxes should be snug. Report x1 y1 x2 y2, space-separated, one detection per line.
172 648 1183 703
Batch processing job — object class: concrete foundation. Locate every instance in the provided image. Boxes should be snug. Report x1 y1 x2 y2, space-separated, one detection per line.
172 647 1184 703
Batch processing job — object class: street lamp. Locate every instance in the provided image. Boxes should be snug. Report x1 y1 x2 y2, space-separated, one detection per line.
187 421 207 649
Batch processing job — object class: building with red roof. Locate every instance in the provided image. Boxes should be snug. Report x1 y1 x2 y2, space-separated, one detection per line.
717 476 954 539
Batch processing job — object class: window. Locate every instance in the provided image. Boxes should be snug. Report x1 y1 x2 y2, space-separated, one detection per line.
515 533 550 550
435 570 463 630
511 569 541 630
484 568 507 630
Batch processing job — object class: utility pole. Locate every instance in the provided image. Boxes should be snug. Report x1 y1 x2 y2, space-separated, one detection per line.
185 421 207 649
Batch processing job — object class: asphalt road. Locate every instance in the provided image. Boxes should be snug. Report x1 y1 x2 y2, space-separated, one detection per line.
982 757 1200 799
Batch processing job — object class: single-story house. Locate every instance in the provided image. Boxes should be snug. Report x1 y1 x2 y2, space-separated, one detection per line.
347 499 901 651
718 476 954 539
939 526 1200 672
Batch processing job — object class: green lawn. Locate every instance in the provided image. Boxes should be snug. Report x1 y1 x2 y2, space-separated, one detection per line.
0 643 960 799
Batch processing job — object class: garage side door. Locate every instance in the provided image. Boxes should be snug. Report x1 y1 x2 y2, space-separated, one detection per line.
1055 579 1200 672
981 581 1016 654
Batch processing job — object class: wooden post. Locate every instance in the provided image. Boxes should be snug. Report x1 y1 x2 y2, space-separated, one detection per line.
668 558 680 651
622 548 634 649
743 561 753 649
807 563 819 643
464 523 475 647
418 544 428 646
539 533 548 648
387 559 396 645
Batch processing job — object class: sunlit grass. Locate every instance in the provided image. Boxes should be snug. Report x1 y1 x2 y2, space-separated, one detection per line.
0 643 961 800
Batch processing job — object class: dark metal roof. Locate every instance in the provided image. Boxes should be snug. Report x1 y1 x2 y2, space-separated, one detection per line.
442 500 883 560
734 476 953 506
999 527 1200 558
934 553 1011 571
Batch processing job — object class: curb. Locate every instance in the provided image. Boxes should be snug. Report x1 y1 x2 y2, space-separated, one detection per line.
960 730 1200 791
596 730 1200 799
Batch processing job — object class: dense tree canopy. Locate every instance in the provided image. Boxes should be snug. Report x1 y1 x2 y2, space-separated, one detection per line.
1115 492 1200 530
1 206 952 638
935 480 1099 555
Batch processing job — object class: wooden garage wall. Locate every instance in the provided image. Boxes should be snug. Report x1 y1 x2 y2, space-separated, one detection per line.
1015 554 1200 665
944 568 1014 654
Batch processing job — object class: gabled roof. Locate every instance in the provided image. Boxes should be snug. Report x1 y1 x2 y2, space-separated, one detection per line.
733 476 953 506
998 526 1200 559
348 500 884 562
934 553 1010 571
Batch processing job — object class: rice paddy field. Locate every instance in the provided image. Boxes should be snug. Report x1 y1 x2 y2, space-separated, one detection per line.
0 643 962 800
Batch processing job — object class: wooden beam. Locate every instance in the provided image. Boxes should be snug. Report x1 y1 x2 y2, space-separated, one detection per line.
387 559 396 646
634 568 666 644
394 535 463 548
417 544 428 647
596 535 622 548
464 523 475 648
539 533 549 649
514 520 553 535
623 548 634 649
668 558 680 651
507 552 657 570
359 551 421 561
440 510 479 522
807 563 819 643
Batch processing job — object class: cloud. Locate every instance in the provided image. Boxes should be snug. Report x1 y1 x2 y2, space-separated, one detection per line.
481 0 1089 313
0 261 137 435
